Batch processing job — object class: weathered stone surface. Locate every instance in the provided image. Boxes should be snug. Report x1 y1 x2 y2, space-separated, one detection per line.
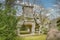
46 28 60 40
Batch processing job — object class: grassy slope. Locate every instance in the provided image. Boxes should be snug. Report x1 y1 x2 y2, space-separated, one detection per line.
0 35 46 40
16 34 47 40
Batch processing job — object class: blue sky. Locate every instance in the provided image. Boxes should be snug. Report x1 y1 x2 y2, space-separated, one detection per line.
36 0 56 8
0 0 60 19
0 0 56 8
25 0 56 8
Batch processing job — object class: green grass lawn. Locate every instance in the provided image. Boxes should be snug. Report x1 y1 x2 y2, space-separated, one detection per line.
16 34 47 40
0 34 46 40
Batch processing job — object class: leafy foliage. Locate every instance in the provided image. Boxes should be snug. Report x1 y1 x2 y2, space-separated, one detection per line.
0 4 17 40
57 19 60 30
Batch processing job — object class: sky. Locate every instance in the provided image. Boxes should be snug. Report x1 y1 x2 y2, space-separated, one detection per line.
0 0 56 8
34 0 60 20
0 0 60 19
37 0 56 8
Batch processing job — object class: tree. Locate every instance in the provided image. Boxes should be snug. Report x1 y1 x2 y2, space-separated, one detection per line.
46 7 60 40
33 5 50 34
0 0 19 40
